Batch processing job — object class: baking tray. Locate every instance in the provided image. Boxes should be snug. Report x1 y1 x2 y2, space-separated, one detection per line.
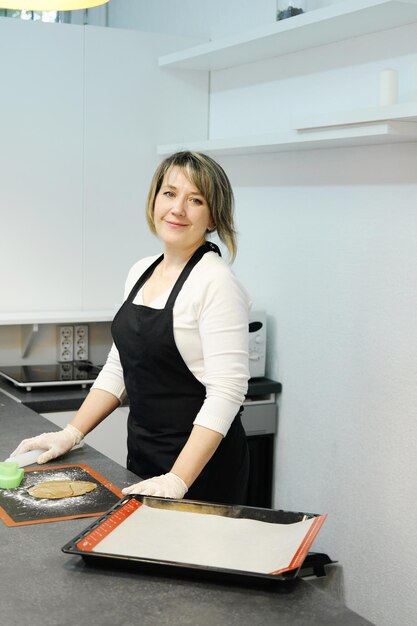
62 495 327 583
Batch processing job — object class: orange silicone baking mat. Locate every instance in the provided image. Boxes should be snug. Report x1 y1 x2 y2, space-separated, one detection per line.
0 464 123 527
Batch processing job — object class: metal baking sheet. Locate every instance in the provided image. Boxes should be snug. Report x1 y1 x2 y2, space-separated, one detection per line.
62 496 327 582
0 464 123 527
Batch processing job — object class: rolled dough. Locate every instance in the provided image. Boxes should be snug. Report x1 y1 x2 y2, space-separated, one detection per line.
28 480 97 499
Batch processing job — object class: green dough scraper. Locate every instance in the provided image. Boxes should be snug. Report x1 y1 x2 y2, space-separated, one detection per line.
0 462 25 489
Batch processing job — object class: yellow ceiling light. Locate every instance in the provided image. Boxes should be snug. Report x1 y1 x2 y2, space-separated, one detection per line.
0 1 109 9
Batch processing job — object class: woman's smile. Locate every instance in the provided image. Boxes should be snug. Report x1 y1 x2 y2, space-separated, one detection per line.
165 219 188 228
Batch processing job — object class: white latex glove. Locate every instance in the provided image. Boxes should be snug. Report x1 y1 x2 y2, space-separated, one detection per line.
122 472 188 499
10 424 84 464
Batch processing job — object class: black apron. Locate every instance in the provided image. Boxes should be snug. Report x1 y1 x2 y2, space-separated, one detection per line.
111 242 249 505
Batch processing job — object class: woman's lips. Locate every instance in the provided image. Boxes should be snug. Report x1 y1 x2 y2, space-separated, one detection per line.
165 220 187 228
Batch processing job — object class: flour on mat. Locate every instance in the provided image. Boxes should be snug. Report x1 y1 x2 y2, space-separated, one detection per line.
1 468 99 510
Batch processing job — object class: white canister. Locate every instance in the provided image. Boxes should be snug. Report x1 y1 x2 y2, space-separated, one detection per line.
379 69 399 106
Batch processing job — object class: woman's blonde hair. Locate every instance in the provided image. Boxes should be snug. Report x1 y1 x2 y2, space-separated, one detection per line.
146 151 237 261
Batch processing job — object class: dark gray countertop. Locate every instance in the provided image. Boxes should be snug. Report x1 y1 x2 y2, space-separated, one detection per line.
0 376 90 412
0 394 373 626
0 376 282 413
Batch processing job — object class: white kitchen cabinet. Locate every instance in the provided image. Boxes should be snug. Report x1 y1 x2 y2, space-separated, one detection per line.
0 19 84 314
0 18 207 320
42 406 129 467
82 27 208 311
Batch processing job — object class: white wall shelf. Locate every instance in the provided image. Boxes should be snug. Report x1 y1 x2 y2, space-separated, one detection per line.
158 0 417 71
158 119 417 157
293 102 417 130
0 310 116 326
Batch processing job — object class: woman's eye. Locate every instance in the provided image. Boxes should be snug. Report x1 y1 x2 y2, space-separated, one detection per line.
164 191 174 198
190 197 203 205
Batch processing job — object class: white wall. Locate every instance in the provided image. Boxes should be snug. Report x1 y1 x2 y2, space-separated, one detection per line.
225 145 417 625
205 22 417 626
105 0 357 39
0 323 112 367
107 0 276 40
209 23 417 137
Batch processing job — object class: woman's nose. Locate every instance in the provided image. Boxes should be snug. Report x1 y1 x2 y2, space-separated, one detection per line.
170 196 186 215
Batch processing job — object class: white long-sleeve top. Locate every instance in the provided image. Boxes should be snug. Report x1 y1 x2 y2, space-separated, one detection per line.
92 250 251 436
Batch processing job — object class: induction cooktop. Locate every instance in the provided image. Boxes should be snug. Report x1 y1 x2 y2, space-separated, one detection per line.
0 362 102 392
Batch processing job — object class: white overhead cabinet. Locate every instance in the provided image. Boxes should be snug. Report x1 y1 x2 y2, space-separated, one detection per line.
0 18 207 322
82 27 208 312
0 19 84 315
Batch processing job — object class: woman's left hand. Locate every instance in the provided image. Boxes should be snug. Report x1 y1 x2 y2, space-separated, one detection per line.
122 472 188 499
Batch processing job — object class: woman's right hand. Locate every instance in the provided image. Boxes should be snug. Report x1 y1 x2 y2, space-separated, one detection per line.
9 424 84 464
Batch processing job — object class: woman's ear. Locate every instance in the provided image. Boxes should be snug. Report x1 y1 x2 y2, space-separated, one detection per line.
207 215 216 232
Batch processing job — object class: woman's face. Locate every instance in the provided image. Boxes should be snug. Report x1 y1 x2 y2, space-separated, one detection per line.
153 167 214 255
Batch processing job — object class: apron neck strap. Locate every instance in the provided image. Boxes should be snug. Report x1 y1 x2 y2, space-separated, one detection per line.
125 242 221 306
165 241 221 309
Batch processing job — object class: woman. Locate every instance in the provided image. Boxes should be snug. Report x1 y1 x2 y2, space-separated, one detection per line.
11 152 251 505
